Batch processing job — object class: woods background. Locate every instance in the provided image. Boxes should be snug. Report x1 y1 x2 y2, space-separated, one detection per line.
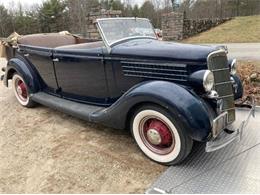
0 0 259 38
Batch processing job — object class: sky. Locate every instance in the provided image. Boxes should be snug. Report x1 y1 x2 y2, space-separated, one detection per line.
0 0 148 8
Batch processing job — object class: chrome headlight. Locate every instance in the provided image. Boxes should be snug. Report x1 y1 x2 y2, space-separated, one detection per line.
230 59 237 75
203 70 214 92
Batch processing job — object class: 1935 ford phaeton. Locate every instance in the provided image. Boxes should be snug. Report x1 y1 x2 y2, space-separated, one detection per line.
1 18 255 165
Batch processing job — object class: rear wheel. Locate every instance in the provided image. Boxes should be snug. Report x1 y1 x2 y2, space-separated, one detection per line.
12 74 35 108
131 105 193 165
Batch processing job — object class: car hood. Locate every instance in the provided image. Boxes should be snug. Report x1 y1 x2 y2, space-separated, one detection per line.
111 39 219 62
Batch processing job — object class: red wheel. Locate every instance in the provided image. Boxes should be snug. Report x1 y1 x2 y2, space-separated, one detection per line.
131 105 193 165
12 74 35 107
140 117 175 155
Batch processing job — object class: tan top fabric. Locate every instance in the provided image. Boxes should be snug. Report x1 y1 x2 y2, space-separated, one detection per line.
0 32 21 58
18 33 77 48
0 32 103 59
0 42 6 58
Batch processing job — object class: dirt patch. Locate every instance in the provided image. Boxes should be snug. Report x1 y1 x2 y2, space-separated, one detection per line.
0 58 165 193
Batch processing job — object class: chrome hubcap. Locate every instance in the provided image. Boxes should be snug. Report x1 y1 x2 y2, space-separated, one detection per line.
147 129 162 145
140 117 175 155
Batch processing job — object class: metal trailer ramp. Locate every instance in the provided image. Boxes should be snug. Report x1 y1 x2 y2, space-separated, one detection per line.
147 107 260 194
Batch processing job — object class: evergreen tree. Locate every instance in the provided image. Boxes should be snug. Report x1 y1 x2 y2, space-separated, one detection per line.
0 5 13 37
38 0 68 33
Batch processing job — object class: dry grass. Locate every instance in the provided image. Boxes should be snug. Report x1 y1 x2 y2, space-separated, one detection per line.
237 60 260 105
183 15 260 43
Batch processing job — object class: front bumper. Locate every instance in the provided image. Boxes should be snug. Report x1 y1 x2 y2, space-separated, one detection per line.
206 97 256 152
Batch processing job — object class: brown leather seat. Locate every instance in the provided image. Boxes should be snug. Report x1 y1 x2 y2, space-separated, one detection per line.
18 33 77 48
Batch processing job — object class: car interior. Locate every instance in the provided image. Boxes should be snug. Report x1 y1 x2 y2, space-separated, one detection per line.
17 33 104 50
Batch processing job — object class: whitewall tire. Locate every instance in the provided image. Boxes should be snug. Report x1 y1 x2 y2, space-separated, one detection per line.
12 74 35 108
131 105 193 165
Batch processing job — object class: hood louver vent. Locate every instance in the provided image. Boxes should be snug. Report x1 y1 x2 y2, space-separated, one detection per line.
121 61 188 82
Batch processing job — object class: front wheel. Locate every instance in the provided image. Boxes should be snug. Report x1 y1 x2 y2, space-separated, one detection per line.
131 105 193 165
12 74 36 108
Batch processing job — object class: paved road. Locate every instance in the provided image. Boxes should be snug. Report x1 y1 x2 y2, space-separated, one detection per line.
209 43 260 61
148 108 260 194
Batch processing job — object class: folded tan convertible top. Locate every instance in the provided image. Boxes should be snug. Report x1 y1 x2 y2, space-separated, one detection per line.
0 32 21 58
0 31 79 59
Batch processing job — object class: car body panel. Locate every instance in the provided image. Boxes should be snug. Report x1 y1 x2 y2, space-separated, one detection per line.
92 80 213 142
2 27 242 144
53 47 110 105
4 56 41 93
111 39 217 62
18 45 57 93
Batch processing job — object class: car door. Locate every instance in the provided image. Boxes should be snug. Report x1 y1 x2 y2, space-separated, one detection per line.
53 47 109 105
19 45 58 93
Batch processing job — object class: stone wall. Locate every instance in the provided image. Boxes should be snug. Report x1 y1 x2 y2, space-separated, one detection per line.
162 12 184 41
85 9 122 40
183 18 231 39
162 12 231 41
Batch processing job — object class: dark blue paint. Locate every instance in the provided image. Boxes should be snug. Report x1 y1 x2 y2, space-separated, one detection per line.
19 45 58 93
4 38 238 142
232 74 243 100
92 80 213 141
4 57 41 93
189 70 207 93
111 39 217 62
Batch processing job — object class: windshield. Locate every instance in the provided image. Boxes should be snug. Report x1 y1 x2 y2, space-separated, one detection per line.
97 18 157 46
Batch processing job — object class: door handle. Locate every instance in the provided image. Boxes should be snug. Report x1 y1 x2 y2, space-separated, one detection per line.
53 58 59 62
24 53 29 57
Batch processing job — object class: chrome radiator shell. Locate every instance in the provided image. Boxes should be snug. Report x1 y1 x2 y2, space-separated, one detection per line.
207 50 236 123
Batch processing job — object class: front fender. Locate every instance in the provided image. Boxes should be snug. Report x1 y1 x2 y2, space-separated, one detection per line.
232 74 243 100
93 80 213 142
4 57 40 93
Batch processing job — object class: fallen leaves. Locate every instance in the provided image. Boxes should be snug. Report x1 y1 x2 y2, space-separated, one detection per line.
237 61 260 104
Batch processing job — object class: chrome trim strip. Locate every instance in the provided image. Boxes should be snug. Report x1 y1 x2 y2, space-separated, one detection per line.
212 67 230 72
110 36 157 47
122 65 188 73
206 49 227 62
218 94 234 99
206 99 255 152
207 49 236 125
124 74 188 82
223 107 236 111
212 111 228 138
123 70 188 77
96 17 151 22
121 61 187 68
214 81 233 86
96 21 111 53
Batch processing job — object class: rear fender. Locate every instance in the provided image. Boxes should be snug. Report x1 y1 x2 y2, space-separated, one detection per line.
93 81 213 142
4 57 40 93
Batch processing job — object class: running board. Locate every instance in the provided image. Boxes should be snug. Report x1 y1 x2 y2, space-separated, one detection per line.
31 92 104 122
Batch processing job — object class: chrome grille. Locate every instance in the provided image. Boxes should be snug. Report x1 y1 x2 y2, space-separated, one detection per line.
121 61 188 82
207 50 235 123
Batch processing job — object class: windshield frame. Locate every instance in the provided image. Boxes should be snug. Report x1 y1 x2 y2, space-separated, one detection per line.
96 17 157 51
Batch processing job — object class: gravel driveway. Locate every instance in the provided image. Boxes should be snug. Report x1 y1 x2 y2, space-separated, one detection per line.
0 58 164 193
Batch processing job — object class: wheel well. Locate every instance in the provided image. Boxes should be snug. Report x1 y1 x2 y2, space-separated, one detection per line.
125 102 164 131
7 68 16 80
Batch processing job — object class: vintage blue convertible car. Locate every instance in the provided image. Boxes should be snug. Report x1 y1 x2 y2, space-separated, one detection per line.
1 18 255 165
